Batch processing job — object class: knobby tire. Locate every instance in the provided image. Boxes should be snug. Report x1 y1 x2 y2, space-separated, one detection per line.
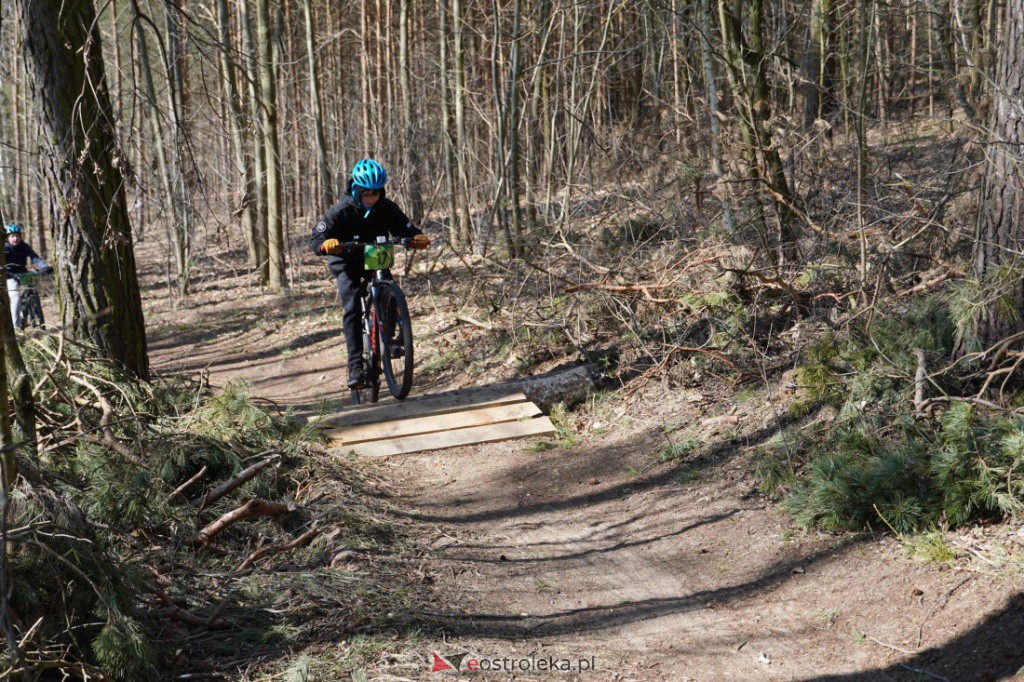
17 290 44 331
377 284 414 400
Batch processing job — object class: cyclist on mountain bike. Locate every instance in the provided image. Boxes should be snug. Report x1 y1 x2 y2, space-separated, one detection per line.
4 224 51 325
309 159 430 389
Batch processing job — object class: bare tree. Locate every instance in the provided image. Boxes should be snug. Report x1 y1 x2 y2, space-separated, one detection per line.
303 0 333 208
219 0 260 267
239 0 269 281
258 0 286 289
718 0 799 263
452 0 474 247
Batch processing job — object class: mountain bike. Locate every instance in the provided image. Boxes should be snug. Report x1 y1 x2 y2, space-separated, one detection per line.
15 271 46 330
341 238 416 405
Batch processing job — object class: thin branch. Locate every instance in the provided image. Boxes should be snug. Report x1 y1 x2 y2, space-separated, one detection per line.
236 526 320 571
190 454 280 510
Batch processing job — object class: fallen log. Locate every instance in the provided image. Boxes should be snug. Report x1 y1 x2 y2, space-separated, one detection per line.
518 364 600 412
190 499 288 547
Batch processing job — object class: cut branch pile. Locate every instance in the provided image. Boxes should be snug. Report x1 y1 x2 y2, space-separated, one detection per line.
1 337 332 679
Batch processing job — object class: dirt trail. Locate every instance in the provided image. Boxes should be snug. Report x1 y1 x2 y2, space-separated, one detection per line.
147 266 1024 681
384 433 1022 681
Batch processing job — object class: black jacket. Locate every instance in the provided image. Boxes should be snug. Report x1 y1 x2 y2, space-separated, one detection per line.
309 187 421 275
3 241 48 276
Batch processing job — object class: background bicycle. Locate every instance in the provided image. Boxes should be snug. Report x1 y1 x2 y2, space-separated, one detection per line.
15 271 47 330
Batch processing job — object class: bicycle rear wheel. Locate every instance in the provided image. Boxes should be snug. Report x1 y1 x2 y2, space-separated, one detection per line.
15 299 26 331
351 315 382 405
15 292 37 330
377 284 414 400
28 292 44 328
364 309 382 403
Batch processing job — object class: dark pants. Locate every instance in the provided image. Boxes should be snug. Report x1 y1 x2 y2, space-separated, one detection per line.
336 267 367 371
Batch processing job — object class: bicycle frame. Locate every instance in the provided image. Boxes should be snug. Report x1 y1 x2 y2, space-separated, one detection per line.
361 270 394 373
12 271 47 330
336 238 416 404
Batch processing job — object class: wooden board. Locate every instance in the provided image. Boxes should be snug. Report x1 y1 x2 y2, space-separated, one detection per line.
340 416 557 457
320 390 529 427
327 401 542 445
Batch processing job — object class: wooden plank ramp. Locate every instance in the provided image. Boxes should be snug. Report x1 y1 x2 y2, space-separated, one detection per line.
327 393 555 457
320 388 531 427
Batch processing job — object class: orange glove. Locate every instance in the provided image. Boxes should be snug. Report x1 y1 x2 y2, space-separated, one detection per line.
321 238 343 255
410 234 431 250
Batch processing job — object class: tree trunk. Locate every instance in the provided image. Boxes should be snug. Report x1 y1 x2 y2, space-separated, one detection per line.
490 0 510 252
360 0 373 152
239 0 269 281
700 0 734 232
399 0 424 223
218 0 259 267
18 0 150 380
453 0 474 247
0 7 11 486
0 278 37 455
519 364 599 412
972 0 1024 347
0 324 12 490
164 0 193 295
524 0 554 228
927 0 978 122
559 0 616 231
802 0 836 130
718 0 798 263
135 16 179 275
439 0 460 243
303 0 333 208
258 0 285 289
506 0 524 256
13 41 26 224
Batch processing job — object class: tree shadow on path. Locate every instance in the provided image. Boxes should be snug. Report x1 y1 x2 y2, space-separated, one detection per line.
416 535 866 639
393 396 824 527
801 592 1024 682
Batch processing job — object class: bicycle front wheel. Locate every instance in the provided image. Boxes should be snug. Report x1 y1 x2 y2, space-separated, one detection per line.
377 284 414 400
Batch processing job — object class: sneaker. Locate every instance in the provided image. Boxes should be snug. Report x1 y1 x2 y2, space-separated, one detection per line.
389 344 404 359
347 362 367 389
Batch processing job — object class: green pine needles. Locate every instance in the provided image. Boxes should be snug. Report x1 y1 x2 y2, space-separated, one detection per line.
760 300 1024 533
92 614 156 680
5 337 324 680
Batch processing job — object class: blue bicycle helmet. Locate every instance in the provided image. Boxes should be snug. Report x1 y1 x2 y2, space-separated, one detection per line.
4 224 21 235
351 159 387 190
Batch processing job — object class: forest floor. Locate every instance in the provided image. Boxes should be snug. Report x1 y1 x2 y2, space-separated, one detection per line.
133 229 1024 682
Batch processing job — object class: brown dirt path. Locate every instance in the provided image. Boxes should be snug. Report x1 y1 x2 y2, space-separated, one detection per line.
145 251 1024 682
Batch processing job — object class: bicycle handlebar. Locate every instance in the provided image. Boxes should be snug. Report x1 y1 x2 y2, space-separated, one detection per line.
3 267 52 277
333 238 416 248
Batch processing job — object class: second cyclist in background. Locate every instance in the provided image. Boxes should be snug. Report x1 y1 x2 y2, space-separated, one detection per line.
4 224 51 326
309 159 430 389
